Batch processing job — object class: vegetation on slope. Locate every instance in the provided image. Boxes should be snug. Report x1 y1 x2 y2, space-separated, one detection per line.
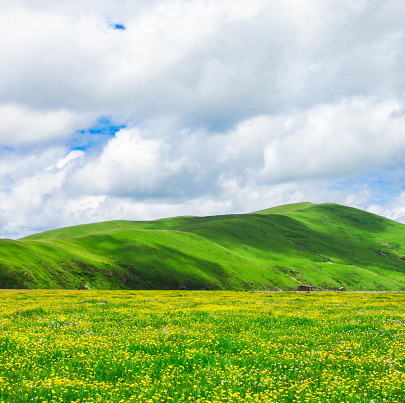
1 202 405 290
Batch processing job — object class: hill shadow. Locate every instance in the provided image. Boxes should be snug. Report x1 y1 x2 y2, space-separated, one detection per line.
67 233 251 290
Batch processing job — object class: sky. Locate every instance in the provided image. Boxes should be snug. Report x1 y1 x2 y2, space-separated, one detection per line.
1 0 405 238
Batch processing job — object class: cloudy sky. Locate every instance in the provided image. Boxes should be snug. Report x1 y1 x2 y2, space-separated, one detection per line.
2 0 405 238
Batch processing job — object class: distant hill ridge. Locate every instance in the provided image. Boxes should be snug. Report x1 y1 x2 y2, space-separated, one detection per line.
1 202 405 291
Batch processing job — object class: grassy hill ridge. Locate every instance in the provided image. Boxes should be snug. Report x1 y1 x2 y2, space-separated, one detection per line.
1 202 405 290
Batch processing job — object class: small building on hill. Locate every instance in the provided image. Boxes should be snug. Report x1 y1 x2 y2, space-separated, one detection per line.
297 285 316 292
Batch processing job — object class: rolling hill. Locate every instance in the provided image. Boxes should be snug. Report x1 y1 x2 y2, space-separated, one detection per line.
1 202 405 291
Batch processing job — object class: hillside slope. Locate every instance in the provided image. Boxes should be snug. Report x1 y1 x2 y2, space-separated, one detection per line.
1 202 405 290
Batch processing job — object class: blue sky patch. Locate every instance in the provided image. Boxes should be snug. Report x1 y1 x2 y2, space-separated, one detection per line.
329 166 405 206
68 117 126 152
111 23 126 30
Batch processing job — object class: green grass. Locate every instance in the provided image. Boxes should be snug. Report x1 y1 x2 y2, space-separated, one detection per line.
0 290 404 402
254 201 315 214
1 202 405 290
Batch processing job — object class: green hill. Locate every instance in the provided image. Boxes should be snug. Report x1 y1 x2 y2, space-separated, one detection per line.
1 202 405 291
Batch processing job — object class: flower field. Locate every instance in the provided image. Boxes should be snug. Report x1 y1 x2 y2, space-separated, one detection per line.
0 291 404 403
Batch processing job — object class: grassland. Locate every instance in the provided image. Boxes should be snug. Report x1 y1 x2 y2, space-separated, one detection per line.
1 202 405 290
0 290 404 402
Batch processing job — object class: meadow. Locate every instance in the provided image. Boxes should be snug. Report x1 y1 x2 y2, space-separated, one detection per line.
0 291 404 403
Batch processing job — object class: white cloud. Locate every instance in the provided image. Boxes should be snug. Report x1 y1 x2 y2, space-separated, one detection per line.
71 128 172 195
1 0 404 124
367 192 405 225
2 0 405 237
0 147 64 183
54 150 85 170
260 98 405 182
0 104 91 145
